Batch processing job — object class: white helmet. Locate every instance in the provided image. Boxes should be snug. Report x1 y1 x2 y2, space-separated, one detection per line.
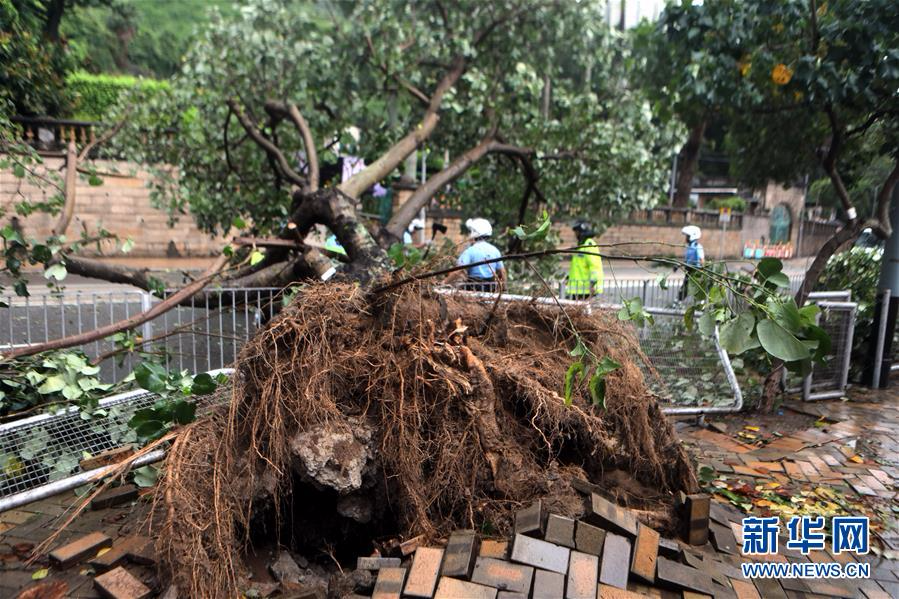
681 225 702 241
466 218 493 239
408 218 425 233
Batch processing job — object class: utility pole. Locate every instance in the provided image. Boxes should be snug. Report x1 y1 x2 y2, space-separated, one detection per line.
865 185 899 388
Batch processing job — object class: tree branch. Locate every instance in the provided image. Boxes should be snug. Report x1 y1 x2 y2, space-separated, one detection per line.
227 98 308 189
820 107 855 217
264 100 320 192
3 254 230 360
64 256 152 289
339 56 466 199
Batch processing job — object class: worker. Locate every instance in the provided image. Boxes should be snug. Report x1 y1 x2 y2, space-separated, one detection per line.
679 225 704 299
566 221 604 300
403 218 425 246
447 217 506 292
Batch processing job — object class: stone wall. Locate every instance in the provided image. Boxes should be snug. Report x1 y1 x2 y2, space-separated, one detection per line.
0 157 224 258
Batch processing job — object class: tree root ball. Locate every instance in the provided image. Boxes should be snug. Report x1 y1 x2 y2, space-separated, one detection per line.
151 282 697 597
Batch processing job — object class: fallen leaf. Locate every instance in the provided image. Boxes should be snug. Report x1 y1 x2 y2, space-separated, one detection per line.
31 568 49 580
744 425 760 432
95 547 110 557
850 455 864 464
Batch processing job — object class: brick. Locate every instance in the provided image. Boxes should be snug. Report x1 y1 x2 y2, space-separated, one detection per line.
658 537 681 559
565 550 598 599
50 532 112 568
357 556 402 570
404 547 443 598
441 530 478 578
372 566 407 599
709 522 737 555
545 514 576 548
93 566 151 599
575 521 606 556
655 557 715 596
479 539 508 559
630 523 659 583
532 569 564 598
471 557 533 594
598 533 631 590
514 500 545 537
510 533 570 574
597 585 646 599
123 536 154 566
681 494 710 546
79 446 135 471
496 593 527 599
729 579 761 599
89 538 138 572
433 576 497 599
587 494 638 537
401 535 424 555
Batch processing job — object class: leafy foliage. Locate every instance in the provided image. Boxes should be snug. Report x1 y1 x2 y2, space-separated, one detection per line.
127 362 225 441
0 350 112 418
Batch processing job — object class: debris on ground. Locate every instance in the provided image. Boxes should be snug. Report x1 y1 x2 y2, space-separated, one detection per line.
150 282 697 596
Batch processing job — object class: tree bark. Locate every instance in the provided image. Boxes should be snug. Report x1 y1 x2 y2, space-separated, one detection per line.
672 119 706 208
43 0 66 42
53 140 77 236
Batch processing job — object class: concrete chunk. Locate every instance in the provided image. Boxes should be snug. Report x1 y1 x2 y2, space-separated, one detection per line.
404 547 443 598
434 577 497 599
441 530 478 578
532 569 564 599
50 532 112 568
598 533 631 590
565 550 598 599
93 566 151 599
510 533 570 574
471 557 533 594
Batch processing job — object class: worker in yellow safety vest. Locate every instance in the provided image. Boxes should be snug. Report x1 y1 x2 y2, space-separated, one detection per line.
566 221 604 300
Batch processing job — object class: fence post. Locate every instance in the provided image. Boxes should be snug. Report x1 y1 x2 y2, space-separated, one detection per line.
140 292 154 345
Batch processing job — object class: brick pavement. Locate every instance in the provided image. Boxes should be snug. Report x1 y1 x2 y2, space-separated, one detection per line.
0 390 896 597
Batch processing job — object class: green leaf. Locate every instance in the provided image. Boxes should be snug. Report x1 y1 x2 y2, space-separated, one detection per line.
31 568 49 580
594 355 622 377
513 211 551 242
249 250 265 266
564 360 586 406
804 323 832 362
171 400 197 424
13 281 28 297
13 164 26 178
767 272 790 288
44 263 67 281
133 465 158 488
569 338 588 358
190 372 216 395
31 244 52 263
756 319 810 361
588 375 607 408
697 311 717 337
133 362 167 394
755 257 783 280
798 304 820 327
87 174 103 186
767 298 802 334
121 239 134 254
232 216 247 229
718 313 758 355
37 375 66 394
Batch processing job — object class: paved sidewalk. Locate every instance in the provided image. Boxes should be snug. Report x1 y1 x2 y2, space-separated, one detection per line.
0 388 896 598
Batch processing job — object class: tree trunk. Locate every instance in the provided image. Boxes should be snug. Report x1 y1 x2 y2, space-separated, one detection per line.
672 119 706 208
756 219 868 411
43 0 66 42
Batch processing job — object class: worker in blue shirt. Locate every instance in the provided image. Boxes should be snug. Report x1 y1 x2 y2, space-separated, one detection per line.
447 217 506 292
679 225 704 300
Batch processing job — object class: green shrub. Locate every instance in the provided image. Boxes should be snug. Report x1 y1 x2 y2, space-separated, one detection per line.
708 196 747 212
66 71 170 120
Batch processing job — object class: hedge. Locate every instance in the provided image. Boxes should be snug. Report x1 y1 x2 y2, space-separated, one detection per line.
66 71 170 120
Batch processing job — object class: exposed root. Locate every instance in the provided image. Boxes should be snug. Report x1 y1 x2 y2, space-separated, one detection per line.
153 282 697 597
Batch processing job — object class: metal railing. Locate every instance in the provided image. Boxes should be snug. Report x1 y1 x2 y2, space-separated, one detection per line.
0 288 280 382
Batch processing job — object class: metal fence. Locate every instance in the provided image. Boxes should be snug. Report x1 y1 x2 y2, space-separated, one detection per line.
784 292 856 401
0 288 280 382
0 370 232 511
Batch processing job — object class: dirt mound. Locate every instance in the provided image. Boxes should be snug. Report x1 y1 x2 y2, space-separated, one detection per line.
151 282 697 597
